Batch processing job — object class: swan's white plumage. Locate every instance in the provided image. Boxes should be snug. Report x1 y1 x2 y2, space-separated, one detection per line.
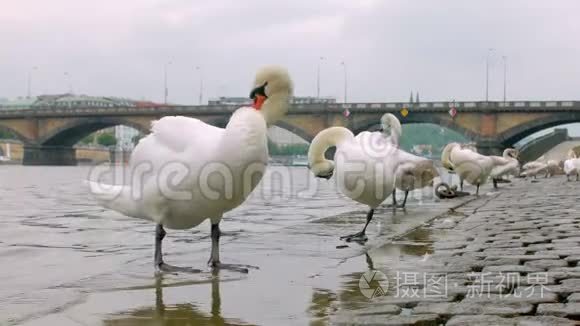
441 143 504 187
521 160 548 178
564 149 580 178
308 114 402 209
89 66 292 230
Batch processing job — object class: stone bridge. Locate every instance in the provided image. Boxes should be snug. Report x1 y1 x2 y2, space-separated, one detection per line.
1 100 580 165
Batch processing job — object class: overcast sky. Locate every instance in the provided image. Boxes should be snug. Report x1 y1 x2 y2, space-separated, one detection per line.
2 0 580 104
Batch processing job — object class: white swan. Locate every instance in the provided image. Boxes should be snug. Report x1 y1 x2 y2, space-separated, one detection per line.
564 149 580 181
521 156 549 179
489 148 520 188
88 66 293 273
441 143 507 195
546 159 562 177
307 113 401 242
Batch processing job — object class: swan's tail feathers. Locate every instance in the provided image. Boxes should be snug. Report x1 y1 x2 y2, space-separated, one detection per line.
87 181 139 217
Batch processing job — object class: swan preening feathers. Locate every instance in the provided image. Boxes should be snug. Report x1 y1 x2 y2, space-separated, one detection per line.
89 66 293 273
308 113 438 241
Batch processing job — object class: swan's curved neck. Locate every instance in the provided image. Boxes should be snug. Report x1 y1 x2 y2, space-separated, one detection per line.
308 127 354 166
259 93 290 125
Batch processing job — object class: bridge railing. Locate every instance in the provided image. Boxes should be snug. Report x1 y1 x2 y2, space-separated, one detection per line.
1 101 579 117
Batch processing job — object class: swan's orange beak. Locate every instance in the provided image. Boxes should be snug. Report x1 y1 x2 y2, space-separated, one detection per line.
253 95 266 110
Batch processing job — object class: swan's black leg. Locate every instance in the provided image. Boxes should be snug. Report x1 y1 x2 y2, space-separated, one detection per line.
208 222 257 273
492 178 498 189
340 209 374 242
155 224 201 274
387 189 397 207
460 178 464 191
476 184 480 196
397 191 409 208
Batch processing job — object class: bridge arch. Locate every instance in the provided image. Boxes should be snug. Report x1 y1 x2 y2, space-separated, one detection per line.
274 121 314 143
0 123 31 144
39 117 150 146
499 112 580 147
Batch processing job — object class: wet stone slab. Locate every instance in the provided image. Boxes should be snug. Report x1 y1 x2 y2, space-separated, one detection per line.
524 259 569 270
331 313 441 326
567 293 580 302
537 303 580 317
412 301 533 316
446 315 577 326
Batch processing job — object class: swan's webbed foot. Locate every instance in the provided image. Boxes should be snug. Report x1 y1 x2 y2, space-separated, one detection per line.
208 260 257 273
339 231 368 243
339 208 374 243
156 263 202 274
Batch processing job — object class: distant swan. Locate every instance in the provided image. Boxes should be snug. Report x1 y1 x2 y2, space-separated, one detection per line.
88 66 293 273
564 149 580 181
307 113 401 242
521 156 549 179
441 143 507 195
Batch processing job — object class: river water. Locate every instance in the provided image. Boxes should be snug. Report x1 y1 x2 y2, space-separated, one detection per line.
0 165 462 326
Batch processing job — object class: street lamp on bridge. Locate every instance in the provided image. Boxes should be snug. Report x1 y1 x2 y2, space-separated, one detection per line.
164 61 172 104
340 61 348 103
64 72 73 93
27 66 38 98
317 56 325 98
195 66 203 105
502 55 507 103
485 48 494 102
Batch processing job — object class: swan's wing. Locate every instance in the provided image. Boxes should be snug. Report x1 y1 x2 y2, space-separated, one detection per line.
354 131 396 157
130 116 224 166
150 116 223 153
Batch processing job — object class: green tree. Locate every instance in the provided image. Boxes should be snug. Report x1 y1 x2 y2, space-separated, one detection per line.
97 133 117 147
0 129 16 140
79 134 95 145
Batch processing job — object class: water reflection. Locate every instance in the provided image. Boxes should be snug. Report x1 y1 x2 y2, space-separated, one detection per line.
103 272 251 326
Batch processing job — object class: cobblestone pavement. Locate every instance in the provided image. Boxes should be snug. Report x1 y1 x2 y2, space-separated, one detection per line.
333 176 580 325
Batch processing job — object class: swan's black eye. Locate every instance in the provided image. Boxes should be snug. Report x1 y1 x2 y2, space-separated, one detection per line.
250 81 268 99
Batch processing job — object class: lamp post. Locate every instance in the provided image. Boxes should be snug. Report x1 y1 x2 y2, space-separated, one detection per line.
164 61 172 104
502 55 507 103
485 48 494 102
316 56 325 98
196 66 203 105
341 61 348 103
64 72 73 93
27 66 38 98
